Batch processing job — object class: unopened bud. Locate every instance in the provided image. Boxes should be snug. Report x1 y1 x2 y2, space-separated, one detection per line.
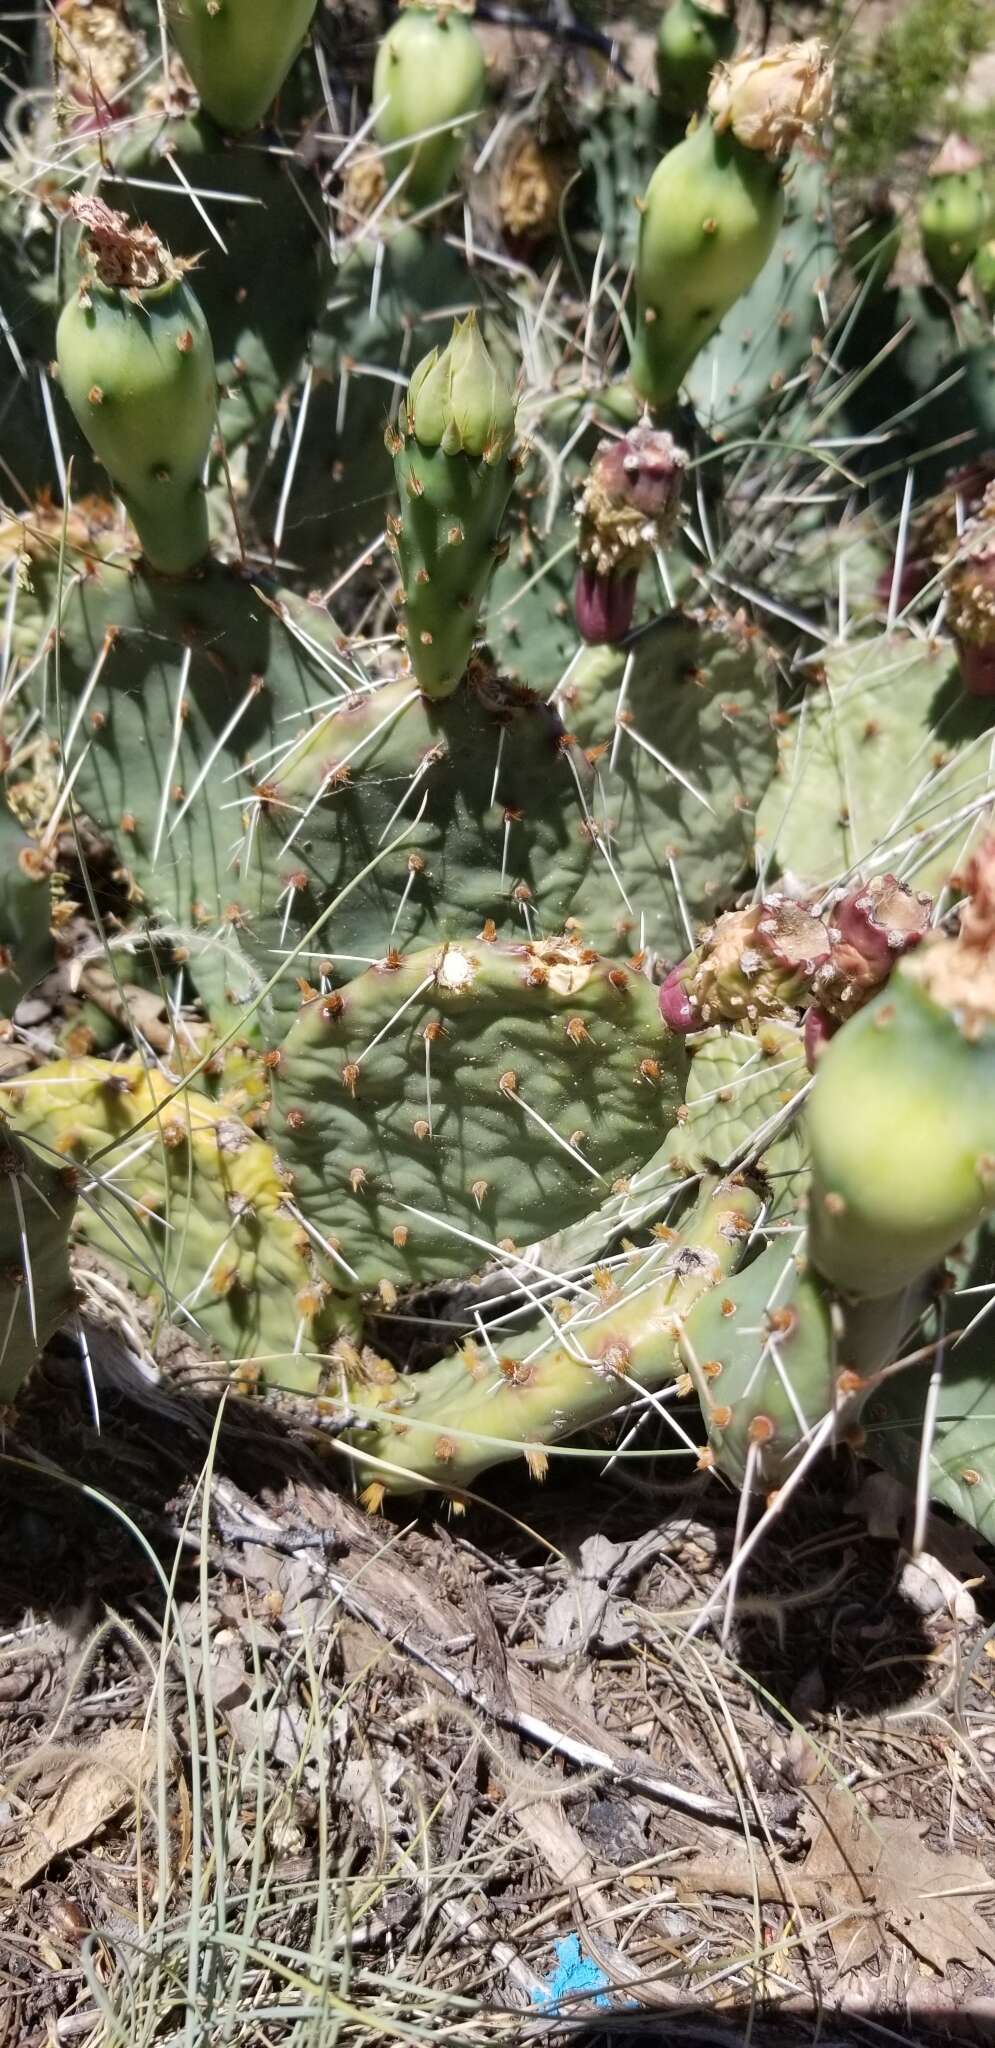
708 38 832 157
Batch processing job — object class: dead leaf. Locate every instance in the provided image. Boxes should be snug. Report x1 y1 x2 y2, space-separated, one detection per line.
2 1727 155 1891
804 1784 995 1974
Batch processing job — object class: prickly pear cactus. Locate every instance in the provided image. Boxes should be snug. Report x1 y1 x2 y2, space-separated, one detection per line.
560 612 780 964
1 1058 346 1394
390 316 518 696
273 934 685 1292
351 1174 761 1499
754 634 980 896
56 200 216 575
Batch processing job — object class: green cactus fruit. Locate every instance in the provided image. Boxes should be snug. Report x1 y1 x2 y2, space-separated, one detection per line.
373 1 486 209
685 154 835 435
975 239 995 311
656 0 737 117
350 1175 761 1500
631 40 832 409
273 934 685 1294
0 797 53 1018
166 0 318 133
2 1057 350 1395
919 136 991 294
0 1123 77 1404
390 314 518 698
56 199 216 576
809 842 995 1298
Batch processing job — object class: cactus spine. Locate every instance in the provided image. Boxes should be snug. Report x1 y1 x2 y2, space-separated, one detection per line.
56 200 216 576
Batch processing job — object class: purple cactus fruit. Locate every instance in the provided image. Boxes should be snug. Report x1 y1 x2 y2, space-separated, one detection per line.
575 565 638 645
833 874 931 975
591 426 687 523
803 1005 836 1070
659 961 697 1032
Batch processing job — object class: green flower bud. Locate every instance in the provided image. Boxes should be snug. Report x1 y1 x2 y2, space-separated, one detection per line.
406 313 516 461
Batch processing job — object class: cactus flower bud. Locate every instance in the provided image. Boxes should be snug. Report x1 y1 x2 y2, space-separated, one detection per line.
656 0 737 118
708 38 832 157
408 314 516 462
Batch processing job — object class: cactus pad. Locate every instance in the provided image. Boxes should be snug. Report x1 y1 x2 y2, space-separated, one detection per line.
274 934 685 1291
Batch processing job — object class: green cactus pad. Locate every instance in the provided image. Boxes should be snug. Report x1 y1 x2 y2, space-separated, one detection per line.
274 934 685 1292
349 1174 761 1498
48 556 351 1037
561 613 779 963
0 1122 77 1403
754 634 988 896
166 0 318 133
246 668 600 1016
530 1018 809 1278
2 1057 345 1394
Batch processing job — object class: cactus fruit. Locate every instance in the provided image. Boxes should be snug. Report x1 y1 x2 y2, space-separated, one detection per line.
56 199 216 576
390 315 518 698
165 0 318 133
660 877 930 1037
2 1058 349 1394
631 40 832 409
809 839 995 1299
0 798 53 1018
0 1124 77 1404
574 425 687 645
350 1175 761 1499
919 135 991 295
273 934 685 1293
655 0 737 118
373 1 486 210
944 481 995 697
